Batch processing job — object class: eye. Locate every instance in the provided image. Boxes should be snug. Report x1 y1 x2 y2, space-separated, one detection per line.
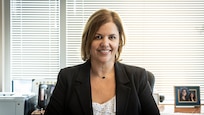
95 35 103 39
109 35 116 40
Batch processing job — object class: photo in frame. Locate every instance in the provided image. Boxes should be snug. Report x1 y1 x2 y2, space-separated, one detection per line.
174 86 200 108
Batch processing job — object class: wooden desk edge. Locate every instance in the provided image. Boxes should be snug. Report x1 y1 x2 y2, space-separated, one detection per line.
159 104 203 114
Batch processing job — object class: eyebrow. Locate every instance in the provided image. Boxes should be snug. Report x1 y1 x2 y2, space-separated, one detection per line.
95 33 117 36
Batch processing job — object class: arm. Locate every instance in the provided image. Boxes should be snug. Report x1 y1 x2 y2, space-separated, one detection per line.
44 69 68 115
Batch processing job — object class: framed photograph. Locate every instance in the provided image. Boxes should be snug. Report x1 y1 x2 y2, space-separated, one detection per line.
174 86 200 108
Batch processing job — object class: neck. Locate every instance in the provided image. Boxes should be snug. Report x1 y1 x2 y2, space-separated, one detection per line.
90 61 115 79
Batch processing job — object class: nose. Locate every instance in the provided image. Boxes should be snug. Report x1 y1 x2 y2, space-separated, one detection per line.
100 36 109 47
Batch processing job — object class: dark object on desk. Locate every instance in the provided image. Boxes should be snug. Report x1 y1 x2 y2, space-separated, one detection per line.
160 95 165 102
37 84 55 110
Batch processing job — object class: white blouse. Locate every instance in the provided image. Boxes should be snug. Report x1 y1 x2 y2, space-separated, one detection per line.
92 96 116 115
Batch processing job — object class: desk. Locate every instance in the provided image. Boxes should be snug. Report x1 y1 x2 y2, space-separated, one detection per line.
159 104 204 115
31 105 204 115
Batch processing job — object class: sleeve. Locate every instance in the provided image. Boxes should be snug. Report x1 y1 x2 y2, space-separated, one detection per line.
138 69 160 115
44 69 68 115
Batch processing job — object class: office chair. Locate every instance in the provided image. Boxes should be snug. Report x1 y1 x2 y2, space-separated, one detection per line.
146 70 155 92
146 70 165 103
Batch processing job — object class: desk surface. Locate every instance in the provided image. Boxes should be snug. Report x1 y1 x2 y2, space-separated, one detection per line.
159 104 204 115
32 105 204 115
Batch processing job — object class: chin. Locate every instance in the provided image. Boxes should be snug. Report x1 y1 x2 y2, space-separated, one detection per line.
99 58 115 63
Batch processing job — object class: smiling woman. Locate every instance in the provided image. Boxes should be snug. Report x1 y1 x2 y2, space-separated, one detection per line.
44 9 160 115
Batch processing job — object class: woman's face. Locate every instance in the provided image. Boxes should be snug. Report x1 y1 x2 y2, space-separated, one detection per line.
182 89 187 96
190 92 194 97
90 22 119 64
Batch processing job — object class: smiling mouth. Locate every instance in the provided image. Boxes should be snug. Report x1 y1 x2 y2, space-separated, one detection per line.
98 49 111 54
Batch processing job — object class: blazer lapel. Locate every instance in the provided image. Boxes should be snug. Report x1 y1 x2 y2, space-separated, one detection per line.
73 61 131 115
115 62 131 115
74 61 93 115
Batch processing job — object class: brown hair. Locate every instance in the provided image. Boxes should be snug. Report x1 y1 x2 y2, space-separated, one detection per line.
81 9 126 61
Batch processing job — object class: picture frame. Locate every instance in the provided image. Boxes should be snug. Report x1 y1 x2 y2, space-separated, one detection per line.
174 86 200 108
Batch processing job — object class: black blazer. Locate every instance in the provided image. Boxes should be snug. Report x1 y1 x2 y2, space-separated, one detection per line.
44 60 160 115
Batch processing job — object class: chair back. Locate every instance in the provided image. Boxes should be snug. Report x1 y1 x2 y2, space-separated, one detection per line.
147 71 155 92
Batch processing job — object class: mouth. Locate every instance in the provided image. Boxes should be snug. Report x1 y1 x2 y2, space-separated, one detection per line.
97 49 111 54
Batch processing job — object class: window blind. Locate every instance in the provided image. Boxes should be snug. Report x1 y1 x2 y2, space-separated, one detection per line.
66 0 204 103
10 0 60 80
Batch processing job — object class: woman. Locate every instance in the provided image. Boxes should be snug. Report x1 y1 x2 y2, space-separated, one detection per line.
189 91 196 102
180 88 188 101
44 9 160 115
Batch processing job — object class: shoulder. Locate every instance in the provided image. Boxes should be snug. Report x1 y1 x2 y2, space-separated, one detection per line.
61 64 81 73
56 61 90 82
115 62 148 84
60 61 90 74
116 61 146 74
